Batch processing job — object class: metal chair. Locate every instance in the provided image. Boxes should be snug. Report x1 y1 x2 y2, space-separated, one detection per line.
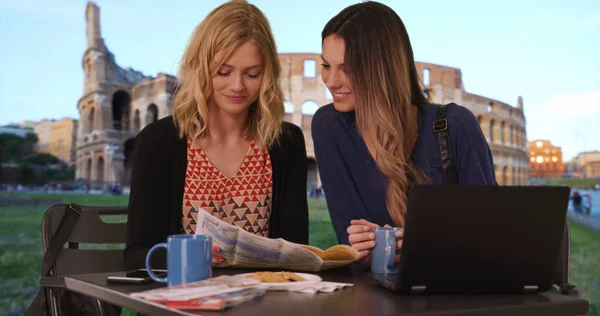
40 203 127 316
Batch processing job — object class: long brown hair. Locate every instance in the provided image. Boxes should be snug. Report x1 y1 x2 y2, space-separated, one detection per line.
322 1 429 227
173 0 285 148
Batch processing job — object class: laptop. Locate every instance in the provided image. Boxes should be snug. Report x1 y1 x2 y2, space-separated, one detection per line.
371 185 570 294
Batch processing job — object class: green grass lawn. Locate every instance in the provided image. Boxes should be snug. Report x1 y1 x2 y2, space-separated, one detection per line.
533 178 600 189
569 220 600 315
0 192 599 315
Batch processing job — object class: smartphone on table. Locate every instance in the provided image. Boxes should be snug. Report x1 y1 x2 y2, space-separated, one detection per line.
106 269 167 284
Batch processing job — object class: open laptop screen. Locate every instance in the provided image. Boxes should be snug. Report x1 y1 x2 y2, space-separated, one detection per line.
395 185 570 294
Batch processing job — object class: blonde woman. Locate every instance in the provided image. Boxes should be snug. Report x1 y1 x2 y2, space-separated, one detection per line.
125 0 308 271
312 1 496 264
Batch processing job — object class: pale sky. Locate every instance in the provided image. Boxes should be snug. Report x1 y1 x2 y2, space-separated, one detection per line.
0 0 598 160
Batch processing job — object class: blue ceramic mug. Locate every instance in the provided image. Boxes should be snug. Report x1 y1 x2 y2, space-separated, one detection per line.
370 227 402 274
145 234 212 286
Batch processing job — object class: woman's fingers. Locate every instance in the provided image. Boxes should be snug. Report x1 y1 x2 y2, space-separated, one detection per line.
394 229 404 238
347 219 381 247
212 256 225 265
212 246 224 265
351 240 376 252
396 240 403 250
350 219 380 229
393 239 403 263
356 250 372 264
348 230 375 244
347 224 371 235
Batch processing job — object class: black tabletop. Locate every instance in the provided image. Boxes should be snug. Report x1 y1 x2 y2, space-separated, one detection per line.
64 265 590 316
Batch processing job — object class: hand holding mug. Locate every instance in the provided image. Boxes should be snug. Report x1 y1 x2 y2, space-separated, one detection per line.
383 224 404 263
371 226 403 274
347 219 380 264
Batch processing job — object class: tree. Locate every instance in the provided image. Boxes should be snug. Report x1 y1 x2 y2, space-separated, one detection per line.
24 133 38 144
18 162 35 185
20 133 38 157
0 133 76 185
0 134 21 162
0 133 38 163
23 153 61 166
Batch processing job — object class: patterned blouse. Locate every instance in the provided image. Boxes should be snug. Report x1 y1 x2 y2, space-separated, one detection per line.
182 139 273 237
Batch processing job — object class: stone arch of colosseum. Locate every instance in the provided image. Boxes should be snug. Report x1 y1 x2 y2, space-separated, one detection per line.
123 137 135 185
111 90 131 131
86 106 95 133
284 101 294 112
85 156 92 182
301 100 319 132
132 109 141 133
281 101 292 121
146 103 159 125
77 151 108 189
96 155 106 185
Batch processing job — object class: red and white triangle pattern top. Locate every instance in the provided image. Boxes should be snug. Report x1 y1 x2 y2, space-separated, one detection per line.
182 139 273 237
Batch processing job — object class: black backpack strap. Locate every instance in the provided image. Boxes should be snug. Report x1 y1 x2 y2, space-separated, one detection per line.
433 104 458 185
42 203 82 277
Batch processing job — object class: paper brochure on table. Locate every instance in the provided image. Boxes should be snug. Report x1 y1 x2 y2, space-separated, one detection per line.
130 275 267 311
165 287 267 311
195 208 359 271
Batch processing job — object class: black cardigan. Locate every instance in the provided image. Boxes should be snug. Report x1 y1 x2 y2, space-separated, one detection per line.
124 116 309 271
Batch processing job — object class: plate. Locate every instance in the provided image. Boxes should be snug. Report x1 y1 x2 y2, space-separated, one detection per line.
235 272 322 291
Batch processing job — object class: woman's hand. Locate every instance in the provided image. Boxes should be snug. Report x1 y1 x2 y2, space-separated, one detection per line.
382 224 404 263
347 219 380 264
212 245 225 266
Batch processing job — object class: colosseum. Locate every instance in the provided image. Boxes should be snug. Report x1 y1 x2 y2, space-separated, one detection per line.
75 2 528 190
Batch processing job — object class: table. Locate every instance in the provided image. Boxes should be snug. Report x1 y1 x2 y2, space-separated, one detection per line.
64 265 590 316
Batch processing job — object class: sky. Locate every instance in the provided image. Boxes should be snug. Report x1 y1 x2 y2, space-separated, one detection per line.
0 0 598 160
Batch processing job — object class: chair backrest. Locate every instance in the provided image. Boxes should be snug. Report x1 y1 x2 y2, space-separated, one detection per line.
42 203 128 277
553 223 571 288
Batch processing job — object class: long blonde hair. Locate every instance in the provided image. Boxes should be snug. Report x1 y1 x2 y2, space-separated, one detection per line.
322 2 430 227
173 0 285 148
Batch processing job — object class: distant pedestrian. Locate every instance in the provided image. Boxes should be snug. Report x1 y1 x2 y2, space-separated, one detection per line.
572 191 583 214
583 193 592 215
